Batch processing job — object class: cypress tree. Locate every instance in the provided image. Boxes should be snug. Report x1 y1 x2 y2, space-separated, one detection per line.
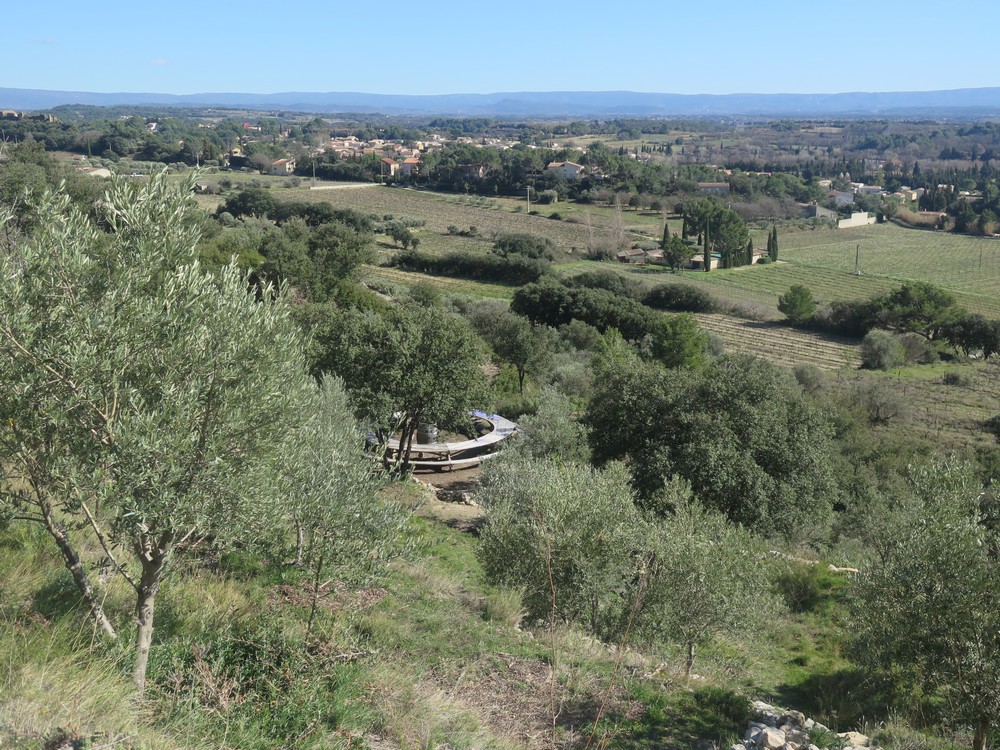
703 219 711 272
682 215 688 239
746 238 754 266
770 227 779 262
662 222 670 248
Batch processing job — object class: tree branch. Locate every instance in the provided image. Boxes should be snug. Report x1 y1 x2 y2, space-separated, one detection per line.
80 498 139 591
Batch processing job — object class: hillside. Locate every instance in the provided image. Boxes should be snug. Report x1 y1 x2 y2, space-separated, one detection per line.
5 86 1000 116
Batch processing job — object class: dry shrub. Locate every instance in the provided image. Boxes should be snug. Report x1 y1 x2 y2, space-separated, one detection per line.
895 207 940 228
482 587 525 628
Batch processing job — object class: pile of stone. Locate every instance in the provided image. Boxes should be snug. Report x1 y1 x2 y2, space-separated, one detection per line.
733 701 878 750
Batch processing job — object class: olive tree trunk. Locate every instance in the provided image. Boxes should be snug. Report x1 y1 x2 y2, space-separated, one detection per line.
133 538 172 694
40 497 117 639
973 718 989 750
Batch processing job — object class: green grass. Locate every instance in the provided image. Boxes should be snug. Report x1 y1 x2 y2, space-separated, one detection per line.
5 478 978 749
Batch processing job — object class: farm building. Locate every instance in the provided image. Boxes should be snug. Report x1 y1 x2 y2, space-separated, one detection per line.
688 253 721 270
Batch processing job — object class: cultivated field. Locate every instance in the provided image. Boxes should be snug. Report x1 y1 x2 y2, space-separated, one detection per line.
287 185 1000 316
603 223 1000 319
693 314 860 370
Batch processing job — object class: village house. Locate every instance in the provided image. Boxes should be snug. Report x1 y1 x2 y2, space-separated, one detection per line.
838 211 877 229
804 203 838 220
696 182 730 195
459 164 489 180
268 158 296 176
616 248 647 264
380 157 399 177
828 190 854 207
400 157 421 176
856 184 884 196
546 161 585 180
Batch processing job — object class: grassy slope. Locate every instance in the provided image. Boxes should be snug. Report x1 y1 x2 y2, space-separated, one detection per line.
0 476 880 750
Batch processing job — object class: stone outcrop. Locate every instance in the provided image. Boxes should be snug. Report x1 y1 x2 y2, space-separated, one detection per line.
733 701 877 750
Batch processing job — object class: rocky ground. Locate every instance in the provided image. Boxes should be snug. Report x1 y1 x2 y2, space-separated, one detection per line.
738 701 878 750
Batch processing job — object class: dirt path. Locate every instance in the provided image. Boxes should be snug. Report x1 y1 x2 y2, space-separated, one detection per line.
408 466 487 533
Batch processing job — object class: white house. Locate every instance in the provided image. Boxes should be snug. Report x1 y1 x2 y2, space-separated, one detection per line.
268 158 296 176
546 161 585 180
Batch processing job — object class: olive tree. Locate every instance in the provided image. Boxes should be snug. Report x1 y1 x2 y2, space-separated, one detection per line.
477 456 643 638
853 461 1000 750
478 457 775 676
636 488 776 679
280 376 409 634
0 174 319 693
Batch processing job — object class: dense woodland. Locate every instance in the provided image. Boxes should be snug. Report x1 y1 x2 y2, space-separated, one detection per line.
2 122 1000 750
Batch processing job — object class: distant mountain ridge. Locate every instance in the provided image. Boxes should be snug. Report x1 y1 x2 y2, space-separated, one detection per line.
3 86 1000 116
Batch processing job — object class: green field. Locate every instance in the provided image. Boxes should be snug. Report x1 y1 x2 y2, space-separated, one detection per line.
256 184 1000 317
596 222 1000 319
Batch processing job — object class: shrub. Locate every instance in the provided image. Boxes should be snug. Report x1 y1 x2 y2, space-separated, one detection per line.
559 319 602 350
982 414 1000 440
643 283 719 313
942 372 969 387
692 686 753 729
707 333 726 356
852 380 907 424
393 249 550 286
774 564 826 613
793 363 825 394
727 302 773 321
860 330 905 370
564 270 639 298
492 233 555 261
898 332 937 365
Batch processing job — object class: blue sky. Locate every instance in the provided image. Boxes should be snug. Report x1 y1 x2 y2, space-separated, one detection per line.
4 0 998 96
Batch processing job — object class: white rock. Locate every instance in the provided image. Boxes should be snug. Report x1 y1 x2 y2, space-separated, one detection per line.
787 742 800 750
785 730 809 745
730 744 747 750
837 732 870 747
759 727 786 750
780 710 807 728
745 726 763 743
807 745 820 750
750 721 768 730
804 719 815 730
